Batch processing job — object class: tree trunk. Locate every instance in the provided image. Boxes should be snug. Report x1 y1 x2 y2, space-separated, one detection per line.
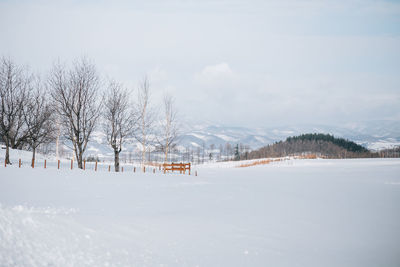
114 149 120 172
78 150 83 169
73 145 83 169
141 141 146 171
31 147 36 167
5 142 11 165
73 143 79 168
55 134 59 160
164 142 169 162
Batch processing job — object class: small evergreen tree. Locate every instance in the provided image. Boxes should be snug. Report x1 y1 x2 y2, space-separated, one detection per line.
234 144 240 161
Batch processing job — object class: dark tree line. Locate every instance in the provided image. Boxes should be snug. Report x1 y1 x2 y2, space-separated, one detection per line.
286 133 369 153
248 133 374 159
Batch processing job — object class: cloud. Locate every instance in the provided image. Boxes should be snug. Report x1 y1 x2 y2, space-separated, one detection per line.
195 63 234 85
149 66 168 83
0 0 399 128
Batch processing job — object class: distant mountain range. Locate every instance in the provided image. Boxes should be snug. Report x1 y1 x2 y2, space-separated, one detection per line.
178 120 400 151
81 120 400 160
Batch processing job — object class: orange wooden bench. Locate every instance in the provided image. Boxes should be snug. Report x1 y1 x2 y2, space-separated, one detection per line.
163 162 191 175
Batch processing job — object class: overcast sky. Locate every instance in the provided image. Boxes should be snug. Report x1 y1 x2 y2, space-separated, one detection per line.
1 0 399 128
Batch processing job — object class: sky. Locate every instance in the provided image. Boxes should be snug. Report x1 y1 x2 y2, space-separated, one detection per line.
0 0 399 128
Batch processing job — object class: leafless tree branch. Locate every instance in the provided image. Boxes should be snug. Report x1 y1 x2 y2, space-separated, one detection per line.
103 79 137 172
22 76 56 166
0 57 30 164
49 57 102 168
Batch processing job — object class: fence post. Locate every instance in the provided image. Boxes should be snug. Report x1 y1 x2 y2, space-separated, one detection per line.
19 159 21 168
195 171 197 176
71 159 73 170
58 160 60 169
134 167 136 173
44 160 46 169
144 166 146 173
189 163 191 175
108 165 110 172
32 159 35 168
95 161 97 171
153 168 155 174
4 158 6 167
122 167 124 172
84 160 86 170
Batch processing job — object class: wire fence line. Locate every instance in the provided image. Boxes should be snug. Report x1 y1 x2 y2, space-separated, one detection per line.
0 156 198 176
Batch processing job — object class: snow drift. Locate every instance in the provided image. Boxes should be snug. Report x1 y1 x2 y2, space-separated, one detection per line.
1 158 400 266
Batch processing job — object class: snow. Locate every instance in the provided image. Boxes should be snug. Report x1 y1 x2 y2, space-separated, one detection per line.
213 134 237 142
364 139 400 151
188 133 208 141
1 158 400 266
190 142 201 148
0 147 50 162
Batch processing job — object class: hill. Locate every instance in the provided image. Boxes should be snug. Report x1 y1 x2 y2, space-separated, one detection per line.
248 133 372 159
286 133 369 153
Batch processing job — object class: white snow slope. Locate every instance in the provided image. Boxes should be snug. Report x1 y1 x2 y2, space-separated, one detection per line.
1 158 400 266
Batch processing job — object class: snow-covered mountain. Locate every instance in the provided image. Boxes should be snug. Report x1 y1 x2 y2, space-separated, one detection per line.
81 120 400 160
178 120 400 151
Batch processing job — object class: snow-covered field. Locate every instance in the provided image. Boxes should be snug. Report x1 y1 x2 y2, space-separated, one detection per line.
1 158 400 266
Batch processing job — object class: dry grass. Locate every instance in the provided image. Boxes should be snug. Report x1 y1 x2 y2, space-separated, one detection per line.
146 162 163 167
294 154 318 159
237 154 320 168
238 158 280 168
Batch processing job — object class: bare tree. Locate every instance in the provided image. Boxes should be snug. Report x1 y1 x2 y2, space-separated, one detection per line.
209 144 215 161
49 58 102 169
225 142 232 160
103 80 136 172
55 119 61 160
22 77 55 166
0 57 30 164
157 94 179 162
218 144 223 161
202 141 206 163
135 77 155 169
196 146 201 164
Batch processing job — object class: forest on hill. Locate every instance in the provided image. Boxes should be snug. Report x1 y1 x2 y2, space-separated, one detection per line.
247 133 375 159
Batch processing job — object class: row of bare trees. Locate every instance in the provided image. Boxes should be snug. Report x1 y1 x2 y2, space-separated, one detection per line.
0 56 179 172
103 76 178 171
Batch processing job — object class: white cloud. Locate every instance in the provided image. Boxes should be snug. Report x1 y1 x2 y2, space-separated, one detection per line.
195 63 234 84
149 66 168 83
201 63 233 77
0 0 399 128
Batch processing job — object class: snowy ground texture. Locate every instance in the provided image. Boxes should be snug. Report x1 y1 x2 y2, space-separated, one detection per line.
1 158 400 267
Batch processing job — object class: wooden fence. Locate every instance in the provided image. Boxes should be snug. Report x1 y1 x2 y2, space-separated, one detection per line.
3 158 196 176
